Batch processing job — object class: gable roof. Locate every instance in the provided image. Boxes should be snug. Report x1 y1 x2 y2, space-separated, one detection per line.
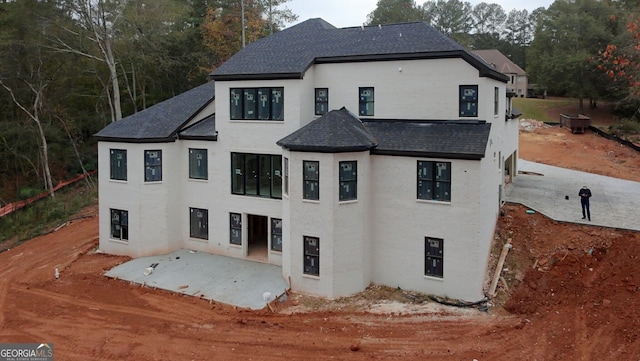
277 107 491 160
179 114 217 141
95 81 215 143
472 49 526 76
212 19 508 82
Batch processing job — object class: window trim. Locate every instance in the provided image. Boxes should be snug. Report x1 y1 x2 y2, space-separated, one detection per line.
303 160 320 201
109 149 127 181
459 85 478 117
230 212 242 245
425 237 444 278
188 148 208 180
303 236 320 276
339 161 357 202
315 88 329 115
144 149 162 182
230 87 284 121
189 207 209 240
417 161 451 202
110 209 129 241
359 87 374 116
271 218 282 252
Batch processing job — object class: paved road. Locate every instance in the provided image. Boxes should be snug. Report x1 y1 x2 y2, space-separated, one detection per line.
504 159 640 231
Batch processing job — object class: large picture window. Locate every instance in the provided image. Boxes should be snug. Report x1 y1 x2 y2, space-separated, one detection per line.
189 208 208 240
459 85 478 117
425 237 444 278
110 209 128 241
189 148 208 180
315 88 328 115
271 218 282 252
110 149 127 181
303 161 319 200
417 161 451 202
144 150 162 182
303 236 319 276
359 87 374 116
231 153 282 199
339 161 357 201
230 87 284 120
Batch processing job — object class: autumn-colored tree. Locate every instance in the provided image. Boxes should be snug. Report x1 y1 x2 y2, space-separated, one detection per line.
599 14 640 119
201 0 270 70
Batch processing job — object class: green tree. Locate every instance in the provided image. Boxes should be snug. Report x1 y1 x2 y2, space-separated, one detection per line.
527 0 622 112
422 0 473 37
365 0 423 25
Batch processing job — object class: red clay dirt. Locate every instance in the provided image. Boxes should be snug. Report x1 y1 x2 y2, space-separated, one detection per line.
1 103 640 360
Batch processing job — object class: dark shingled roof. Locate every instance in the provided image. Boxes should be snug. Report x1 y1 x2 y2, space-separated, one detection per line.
95 81 215 142
276 108 377 153
365 120 491 160
211 18 508 82
278 108 491 160
179 114 217 141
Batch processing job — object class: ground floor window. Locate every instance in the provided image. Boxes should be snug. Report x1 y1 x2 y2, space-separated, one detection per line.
271 218 282 252
110 209 128 241
230 213 242 245
425 237 443 278
303 236 319 276
189 208 208 240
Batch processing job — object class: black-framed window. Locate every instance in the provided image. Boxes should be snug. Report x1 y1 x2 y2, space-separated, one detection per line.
459 85 478 117
283 157 289 196
303 161 319 200
339 161 357 201
231 153 282 199
230 213 242 245
144 150 162 182
494 87 499 116
425 237 444 278
417 161 451 202
189 208 208 240
315 88 328 115
189 148 208 180
110 209 128 241
271 218 282 252
230 87 284 120
359 87 374 116
303 236 319 276
110 149 127 181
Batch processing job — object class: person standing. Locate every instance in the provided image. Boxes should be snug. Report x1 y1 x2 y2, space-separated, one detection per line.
579 185 592 221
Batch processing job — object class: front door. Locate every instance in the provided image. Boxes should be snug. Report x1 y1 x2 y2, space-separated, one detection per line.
247 214 268 261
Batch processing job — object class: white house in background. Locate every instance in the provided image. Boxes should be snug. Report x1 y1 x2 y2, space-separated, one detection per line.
473 49 528 98
95 18 520 302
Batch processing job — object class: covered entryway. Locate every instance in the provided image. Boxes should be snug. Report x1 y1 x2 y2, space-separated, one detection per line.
247 214 268 261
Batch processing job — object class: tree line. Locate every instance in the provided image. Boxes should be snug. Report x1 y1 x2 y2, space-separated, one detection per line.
0 0 296 203
1 0 639 204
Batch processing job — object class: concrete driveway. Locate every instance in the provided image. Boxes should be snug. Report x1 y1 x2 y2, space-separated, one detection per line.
504 159 640 231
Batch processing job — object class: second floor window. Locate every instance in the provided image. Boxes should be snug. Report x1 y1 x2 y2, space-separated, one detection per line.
359 87 374 116
110 149 127 181
231 153 282 199
315 88 328 115
459 85 478 117
230 87 284 120
189 148 208 180
303 161 319 200
339 161 357 201
144 150 162 182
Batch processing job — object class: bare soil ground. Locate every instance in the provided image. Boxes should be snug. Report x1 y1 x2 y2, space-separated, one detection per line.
1 102 639 360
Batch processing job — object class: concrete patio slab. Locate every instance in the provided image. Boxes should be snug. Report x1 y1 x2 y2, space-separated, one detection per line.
104 249 289 310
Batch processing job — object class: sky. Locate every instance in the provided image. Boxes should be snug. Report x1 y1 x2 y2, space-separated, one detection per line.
284 0 557 29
